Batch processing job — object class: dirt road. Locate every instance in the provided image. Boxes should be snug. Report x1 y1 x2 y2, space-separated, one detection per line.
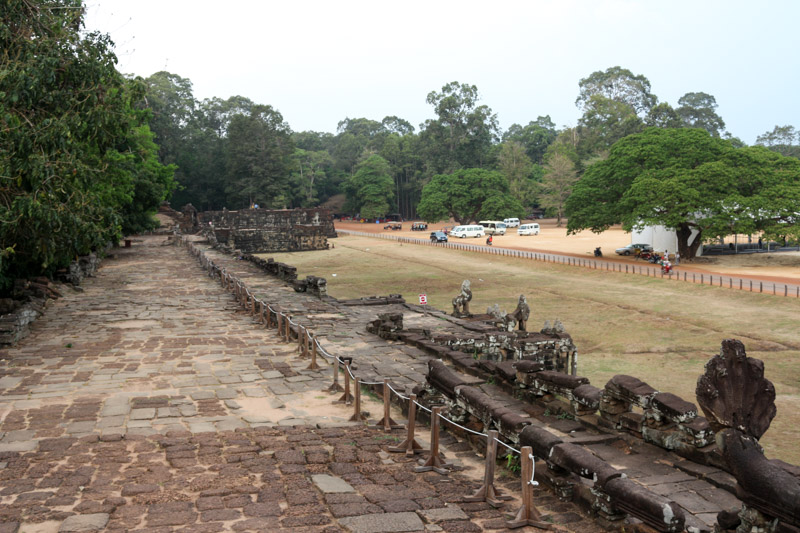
337 219 800 285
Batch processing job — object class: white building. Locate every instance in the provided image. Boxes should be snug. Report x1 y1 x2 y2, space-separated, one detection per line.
632 225 703 257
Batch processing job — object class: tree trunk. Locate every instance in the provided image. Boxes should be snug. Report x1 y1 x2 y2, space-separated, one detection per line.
677 223 702 260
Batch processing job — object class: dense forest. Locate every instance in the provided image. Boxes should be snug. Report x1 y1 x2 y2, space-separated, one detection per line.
147 68 800 227
3 0 800 292
1 1 175 292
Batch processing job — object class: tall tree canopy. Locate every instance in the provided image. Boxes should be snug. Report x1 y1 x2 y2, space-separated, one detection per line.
502 116 558 164
756 125 800 159
539 154 578 226
226 105 294 209
416 169 524 225
0 0 174 292
420 82 499 173
566 128 800 258
575 66 657 117
343 155 395 219
676 92 726 137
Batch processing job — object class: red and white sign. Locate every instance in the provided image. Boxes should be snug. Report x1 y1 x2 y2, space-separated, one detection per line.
419 293 428 305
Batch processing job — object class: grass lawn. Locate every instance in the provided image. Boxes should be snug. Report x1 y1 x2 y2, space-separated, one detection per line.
267 234 800 464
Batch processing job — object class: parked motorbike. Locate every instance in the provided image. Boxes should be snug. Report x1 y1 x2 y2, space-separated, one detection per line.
594 247 602 257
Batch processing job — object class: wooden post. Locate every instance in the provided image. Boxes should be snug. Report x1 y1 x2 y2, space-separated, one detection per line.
266 306 273 328
506 447 551 530
464 430 512 507
389 394 425 456
414 406 452 475
307 336 320 370
279 313 286 339
336 361 354 404
258 301 265 325
349 378 367 422
375 379 402 431
326 357 344 393
284 313 291 341
297 325 305 353
250 294 256 315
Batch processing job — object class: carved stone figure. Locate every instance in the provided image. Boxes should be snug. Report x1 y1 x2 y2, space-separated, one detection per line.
696 339 799 531
451 279 472 317
503 294 531 331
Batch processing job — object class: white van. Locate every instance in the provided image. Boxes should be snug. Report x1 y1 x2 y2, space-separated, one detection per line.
450 225 485 238
478 221 507 235
518 223 540 236
503 218 520 227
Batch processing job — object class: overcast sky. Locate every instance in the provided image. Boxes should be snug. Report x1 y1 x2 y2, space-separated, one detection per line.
83 0 799 145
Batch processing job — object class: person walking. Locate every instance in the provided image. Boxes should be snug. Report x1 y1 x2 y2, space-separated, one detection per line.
675 251 680 265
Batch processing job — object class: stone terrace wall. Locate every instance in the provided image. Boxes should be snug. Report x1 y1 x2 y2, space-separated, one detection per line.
200 208 335 254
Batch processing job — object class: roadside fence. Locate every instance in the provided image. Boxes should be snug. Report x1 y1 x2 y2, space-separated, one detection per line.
338 230 800 298
184 238 547 526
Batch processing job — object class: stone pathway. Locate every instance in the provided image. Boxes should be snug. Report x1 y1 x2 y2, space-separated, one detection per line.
186 237 744 533
0 235 605 532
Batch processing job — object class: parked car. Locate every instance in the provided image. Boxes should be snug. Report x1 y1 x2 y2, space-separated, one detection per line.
450 225 485 238
518 223 540 236
411 222 428 231
615 243 653 256
430 231 448 243
478 220 507 235
384 222 402 230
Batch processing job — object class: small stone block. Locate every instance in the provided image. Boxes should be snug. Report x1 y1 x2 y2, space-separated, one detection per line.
311 474 355 494
59 513 110 532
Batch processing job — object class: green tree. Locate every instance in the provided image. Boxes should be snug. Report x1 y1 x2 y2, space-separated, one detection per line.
565 128 800 258
676 92 726 137
502 116 557 164
420 82 499 173
539 154 578 226
576 95 644 159
289 149 333 207
416 169 524 225
114 122 177 235
756 125 800 158
343 155 395 219
168 95 254 210
1 0 174 292
576 66 657 117
645 102 683 129
226 105 294 208
142 71 196 165
498 141 538 208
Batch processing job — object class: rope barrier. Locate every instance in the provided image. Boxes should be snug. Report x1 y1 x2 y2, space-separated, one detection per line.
185 242 539 515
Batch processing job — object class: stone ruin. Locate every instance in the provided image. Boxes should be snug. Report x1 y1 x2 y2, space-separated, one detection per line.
157 202 198 234
240 254 327 298
407 334 800 533
201 207 335 254
451 279 472 317
696 339 800 532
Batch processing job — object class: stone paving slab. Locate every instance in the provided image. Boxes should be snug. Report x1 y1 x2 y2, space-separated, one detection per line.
0 236 609 532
